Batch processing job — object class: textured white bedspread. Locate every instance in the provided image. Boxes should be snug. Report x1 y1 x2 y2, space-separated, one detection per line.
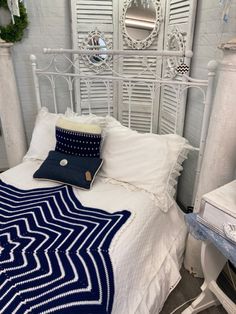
0 160 187 313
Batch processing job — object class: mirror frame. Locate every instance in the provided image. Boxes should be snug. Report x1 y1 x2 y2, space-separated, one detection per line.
121 0 162 50
166 27 185 78
80 29 112 73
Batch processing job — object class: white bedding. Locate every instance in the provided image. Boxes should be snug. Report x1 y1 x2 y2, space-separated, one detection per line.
0 160 187 313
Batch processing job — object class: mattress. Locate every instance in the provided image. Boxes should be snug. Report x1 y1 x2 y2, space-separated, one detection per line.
0 160 187 313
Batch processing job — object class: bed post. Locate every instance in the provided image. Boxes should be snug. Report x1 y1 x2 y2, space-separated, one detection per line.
30 54 42 112
192 60 218 206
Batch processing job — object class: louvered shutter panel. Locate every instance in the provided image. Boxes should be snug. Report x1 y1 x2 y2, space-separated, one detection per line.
159 0 197 135
70 0 196 131
119 56 161 133
118 0 166 133
71 0 116 116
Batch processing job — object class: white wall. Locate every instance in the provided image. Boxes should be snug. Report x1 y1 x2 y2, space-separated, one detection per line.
14 0 71 139
178 0 236 208
0 0 71 170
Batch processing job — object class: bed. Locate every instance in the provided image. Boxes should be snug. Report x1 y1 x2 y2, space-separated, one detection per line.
0 49 216 313
1 159 186 313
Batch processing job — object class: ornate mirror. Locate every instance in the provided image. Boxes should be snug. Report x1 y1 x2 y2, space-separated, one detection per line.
81 29 112 72
166 27 186 78
121 0 162 49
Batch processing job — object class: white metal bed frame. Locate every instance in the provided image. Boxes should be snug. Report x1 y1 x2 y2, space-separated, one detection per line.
30 48 217 206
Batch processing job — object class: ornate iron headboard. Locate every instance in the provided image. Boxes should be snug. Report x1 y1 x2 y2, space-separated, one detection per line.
30 49 217 204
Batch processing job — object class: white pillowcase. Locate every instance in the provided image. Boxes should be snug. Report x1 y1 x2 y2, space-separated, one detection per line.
99 125 193 212
65 108 122 134
24 107 61 161
65 108 108 129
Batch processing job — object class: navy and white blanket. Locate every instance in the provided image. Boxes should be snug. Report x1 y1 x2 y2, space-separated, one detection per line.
0 180 130 314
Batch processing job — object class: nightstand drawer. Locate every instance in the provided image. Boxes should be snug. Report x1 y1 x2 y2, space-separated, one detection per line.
198 180 236 240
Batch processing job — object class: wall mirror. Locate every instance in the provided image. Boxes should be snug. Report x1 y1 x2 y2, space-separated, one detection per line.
80 29 112 72
166 27 185 78
121 0 162 49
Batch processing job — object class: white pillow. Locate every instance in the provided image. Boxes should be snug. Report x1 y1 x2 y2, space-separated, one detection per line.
65 108 124 143
65 108 107 127
24 107 61 161
65 108 122 132
99 126 193 212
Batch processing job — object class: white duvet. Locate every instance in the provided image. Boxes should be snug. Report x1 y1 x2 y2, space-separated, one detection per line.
0 160 187 314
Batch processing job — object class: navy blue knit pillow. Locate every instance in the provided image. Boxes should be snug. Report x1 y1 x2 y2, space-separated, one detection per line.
34 151 103 190
55 126 102 157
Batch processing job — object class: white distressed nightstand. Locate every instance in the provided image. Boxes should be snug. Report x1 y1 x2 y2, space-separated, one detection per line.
183 213 236 314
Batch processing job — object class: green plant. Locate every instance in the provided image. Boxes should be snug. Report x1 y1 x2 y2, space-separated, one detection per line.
0 0 28 43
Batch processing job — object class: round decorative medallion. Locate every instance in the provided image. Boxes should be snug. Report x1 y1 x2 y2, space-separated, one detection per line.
176 63 189 75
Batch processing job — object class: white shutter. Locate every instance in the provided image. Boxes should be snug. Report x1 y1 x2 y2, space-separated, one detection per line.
118 0 166 133
159 0 197 135
119 57 160 133
71 0 116 116
70 0 196 132
75 0 113 24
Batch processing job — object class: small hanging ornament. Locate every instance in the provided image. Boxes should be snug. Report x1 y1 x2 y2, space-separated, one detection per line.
176 63 190 75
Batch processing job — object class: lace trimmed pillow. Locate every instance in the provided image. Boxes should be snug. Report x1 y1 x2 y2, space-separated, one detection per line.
99 127 194 212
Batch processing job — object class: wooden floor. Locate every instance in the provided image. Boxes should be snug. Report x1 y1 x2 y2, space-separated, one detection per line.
161 268 227 314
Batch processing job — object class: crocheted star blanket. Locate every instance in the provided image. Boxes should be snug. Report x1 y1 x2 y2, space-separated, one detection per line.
0 180 130 314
